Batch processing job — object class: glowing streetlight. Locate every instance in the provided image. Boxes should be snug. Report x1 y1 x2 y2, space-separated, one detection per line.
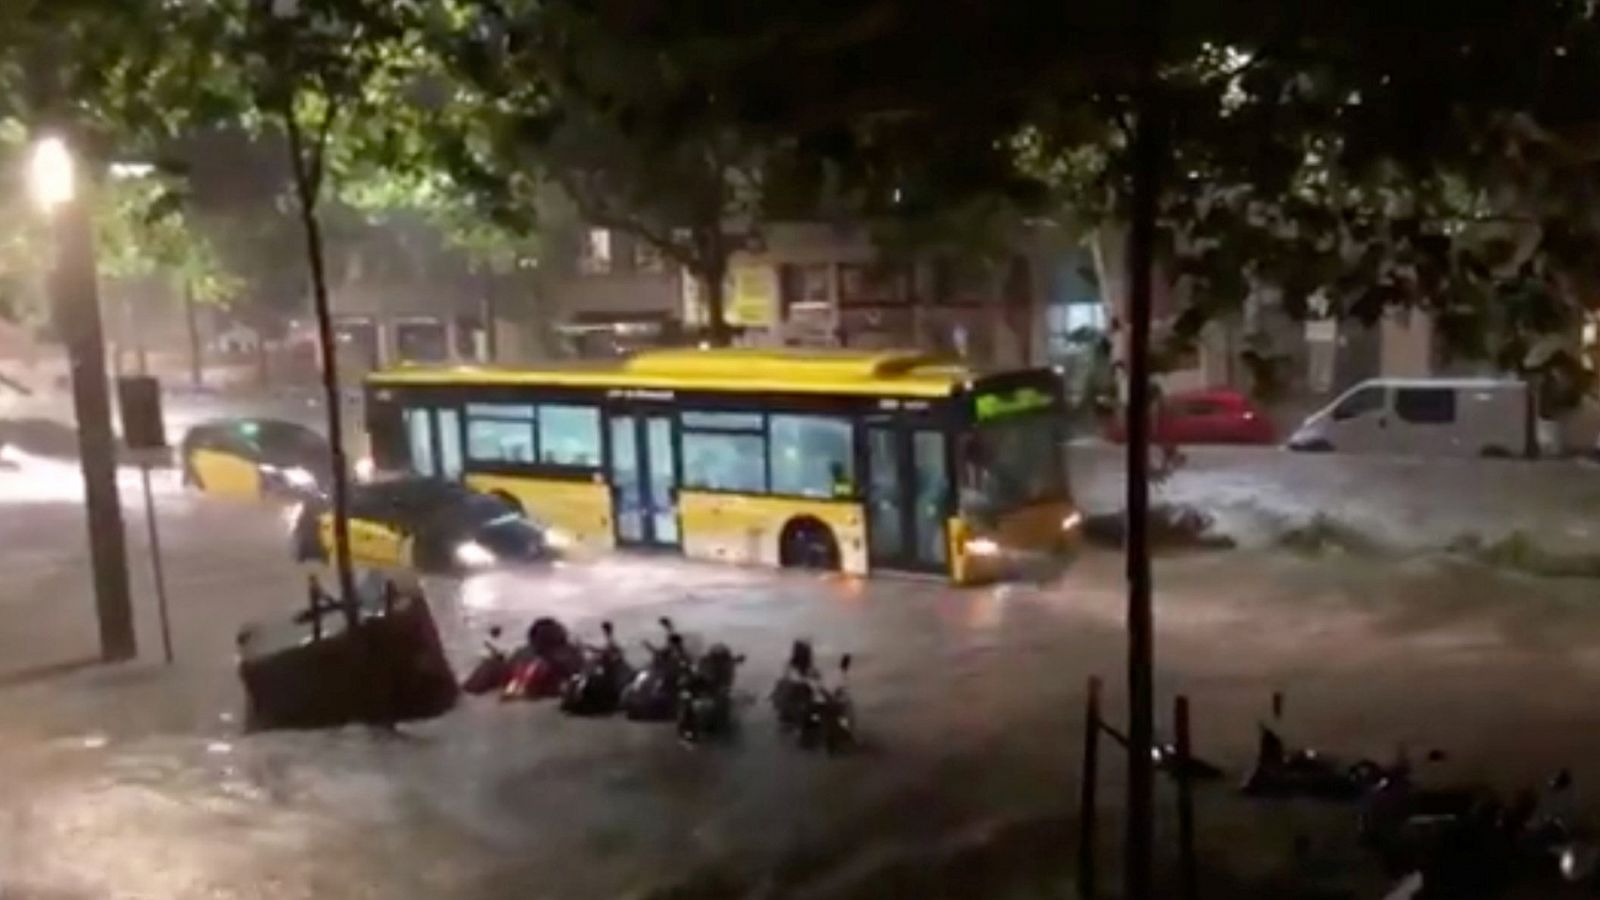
28 135 76 212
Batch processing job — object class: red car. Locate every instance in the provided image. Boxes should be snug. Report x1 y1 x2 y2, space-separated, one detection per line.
1106 388 1275 445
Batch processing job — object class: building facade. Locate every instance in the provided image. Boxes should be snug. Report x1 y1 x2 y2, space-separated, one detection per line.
537 220 1100 370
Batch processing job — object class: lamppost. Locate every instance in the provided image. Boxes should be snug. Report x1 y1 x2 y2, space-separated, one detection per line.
30 133 138 662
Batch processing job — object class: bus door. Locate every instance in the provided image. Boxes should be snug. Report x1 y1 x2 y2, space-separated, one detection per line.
863 417 951 572
607 408 680 549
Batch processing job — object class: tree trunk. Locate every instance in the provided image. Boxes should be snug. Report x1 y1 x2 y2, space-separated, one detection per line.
1123 26 1167 900
255 330 269 389
299 211 357 621
1090 226 1129 394
701 256 732 347
183 279 203 388
130 290 148 377
481 269 498 362
284 110 358 625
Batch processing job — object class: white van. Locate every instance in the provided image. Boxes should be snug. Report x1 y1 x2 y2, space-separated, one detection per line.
1287 378 1533 458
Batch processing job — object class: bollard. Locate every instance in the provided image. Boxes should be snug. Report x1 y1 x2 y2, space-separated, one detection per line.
1175 695 1197 900
1079 675 1102 899
307 574 323 642
1271 689 1284 721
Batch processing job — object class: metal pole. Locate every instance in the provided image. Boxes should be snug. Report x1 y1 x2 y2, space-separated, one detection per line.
54 184 137 662
139 460 173 664
130 286 148 376
1175 695 1197 900
183 278 204 389
1078 675 1102 899
132 329 171 664
307 575 323 642
1123 23 1166 896
481 268 499 362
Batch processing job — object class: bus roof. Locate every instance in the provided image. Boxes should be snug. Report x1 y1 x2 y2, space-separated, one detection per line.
367 348 984 398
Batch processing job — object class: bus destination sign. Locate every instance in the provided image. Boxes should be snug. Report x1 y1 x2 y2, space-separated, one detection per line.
973 385 1054 422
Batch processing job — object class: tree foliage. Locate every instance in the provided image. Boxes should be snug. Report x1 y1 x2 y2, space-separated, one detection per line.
478 0 1600 380
95 172 242 304
436 0 795 344
7 0 1600 383
341 164 541 276
0 117 240 331
1009 1 1600 386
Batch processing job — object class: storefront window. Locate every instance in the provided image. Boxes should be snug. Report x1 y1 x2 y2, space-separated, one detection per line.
396 319 449 362
779 263 832 315
838 263 909 305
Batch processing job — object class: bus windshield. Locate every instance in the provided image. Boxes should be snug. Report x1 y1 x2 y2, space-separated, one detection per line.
960 414 1066 519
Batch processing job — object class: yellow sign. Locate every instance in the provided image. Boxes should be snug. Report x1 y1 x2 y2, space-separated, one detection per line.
727 265 777 328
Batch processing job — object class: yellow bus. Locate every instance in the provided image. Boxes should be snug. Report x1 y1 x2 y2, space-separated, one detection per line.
363 348 1078 583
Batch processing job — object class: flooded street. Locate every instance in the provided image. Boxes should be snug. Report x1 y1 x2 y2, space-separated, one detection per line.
6 453 1600 896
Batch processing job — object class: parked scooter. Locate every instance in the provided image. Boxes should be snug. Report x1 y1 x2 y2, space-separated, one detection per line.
503 617 581 701
771 639 820 732
1100 721 1224 781
1368 767 1600 897
461 626 512 695
1240 722 1390 801
621 618 693 721
676 643 745 743
798 654 855 754
560 621 634 716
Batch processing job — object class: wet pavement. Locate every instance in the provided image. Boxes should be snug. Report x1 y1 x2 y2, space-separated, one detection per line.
8 452 1600 896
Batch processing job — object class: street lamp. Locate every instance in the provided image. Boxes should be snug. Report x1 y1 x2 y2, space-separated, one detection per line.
29 135 75 211
29 131 138 662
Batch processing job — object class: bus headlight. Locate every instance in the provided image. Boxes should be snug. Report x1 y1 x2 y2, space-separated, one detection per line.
965 537 1002 557
454 540 496 569
354 457 376 482
1061 512 1084 532
543 528 574 551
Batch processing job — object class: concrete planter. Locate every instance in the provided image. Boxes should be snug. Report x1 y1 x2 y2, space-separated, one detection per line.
237 583 458 730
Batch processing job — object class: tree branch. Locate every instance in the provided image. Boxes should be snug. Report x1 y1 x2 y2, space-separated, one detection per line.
281 86 314 209
555 169 705 272
305 76 342 201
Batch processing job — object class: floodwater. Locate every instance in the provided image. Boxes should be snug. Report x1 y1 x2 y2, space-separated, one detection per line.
6 448 1600 896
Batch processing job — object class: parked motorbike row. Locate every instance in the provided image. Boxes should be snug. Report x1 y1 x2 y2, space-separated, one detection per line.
1234 710 1600 898
462 617 855 751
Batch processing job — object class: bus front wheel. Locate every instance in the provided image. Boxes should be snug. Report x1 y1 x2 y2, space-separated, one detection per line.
779 518 840 571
